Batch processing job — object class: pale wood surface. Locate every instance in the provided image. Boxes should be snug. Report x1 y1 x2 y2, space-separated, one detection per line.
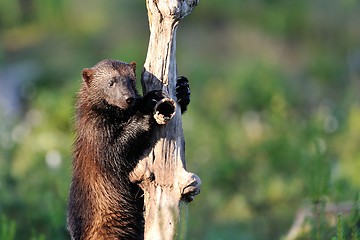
129 0 201 239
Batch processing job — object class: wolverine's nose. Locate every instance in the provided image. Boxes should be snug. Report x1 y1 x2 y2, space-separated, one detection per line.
126 97 135 106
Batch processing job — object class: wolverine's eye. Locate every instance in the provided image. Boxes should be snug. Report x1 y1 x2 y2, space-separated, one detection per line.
109 78 116 87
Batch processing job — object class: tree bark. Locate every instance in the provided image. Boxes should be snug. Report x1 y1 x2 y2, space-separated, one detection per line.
129 0 200 239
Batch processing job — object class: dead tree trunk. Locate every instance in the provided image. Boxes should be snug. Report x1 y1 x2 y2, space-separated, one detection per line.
129 0 201 239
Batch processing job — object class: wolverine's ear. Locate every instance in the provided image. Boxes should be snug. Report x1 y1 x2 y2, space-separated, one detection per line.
130 61 136 74
82 68 95 86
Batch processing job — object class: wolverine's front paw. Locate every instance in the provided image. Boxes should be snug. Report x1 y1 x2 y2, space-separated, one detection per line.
176 76 190 113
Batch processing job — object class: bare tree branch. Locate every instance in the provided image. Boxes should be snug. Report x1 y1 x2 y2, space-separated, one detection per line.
130 1 201 239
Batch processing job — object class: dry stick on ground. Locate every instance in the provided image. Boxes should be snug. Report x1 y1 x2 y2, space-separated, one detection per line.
129 0 201 240
285 201 354 240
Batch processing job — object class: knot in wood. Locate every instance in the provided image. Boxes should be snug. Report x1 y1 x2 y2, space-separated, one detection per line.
153 0 199 21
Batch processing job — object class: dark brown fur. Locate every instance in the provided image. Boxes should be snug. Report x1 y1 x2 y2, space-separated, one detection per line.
67 59 191 240
68 60 156 240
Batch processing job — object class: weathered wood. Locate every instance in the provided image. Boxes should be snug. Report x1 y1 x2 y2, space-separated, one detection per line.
129 0 200 239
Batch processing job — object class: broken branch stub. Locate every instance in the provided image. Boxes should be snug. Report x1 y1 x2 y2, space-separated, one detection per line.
153 97 176 125
131 0 201 239
150 0 199 21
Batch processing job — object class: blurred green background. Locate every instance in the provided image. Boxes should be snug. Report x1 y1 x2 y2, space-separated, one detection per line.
1 0 360 239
